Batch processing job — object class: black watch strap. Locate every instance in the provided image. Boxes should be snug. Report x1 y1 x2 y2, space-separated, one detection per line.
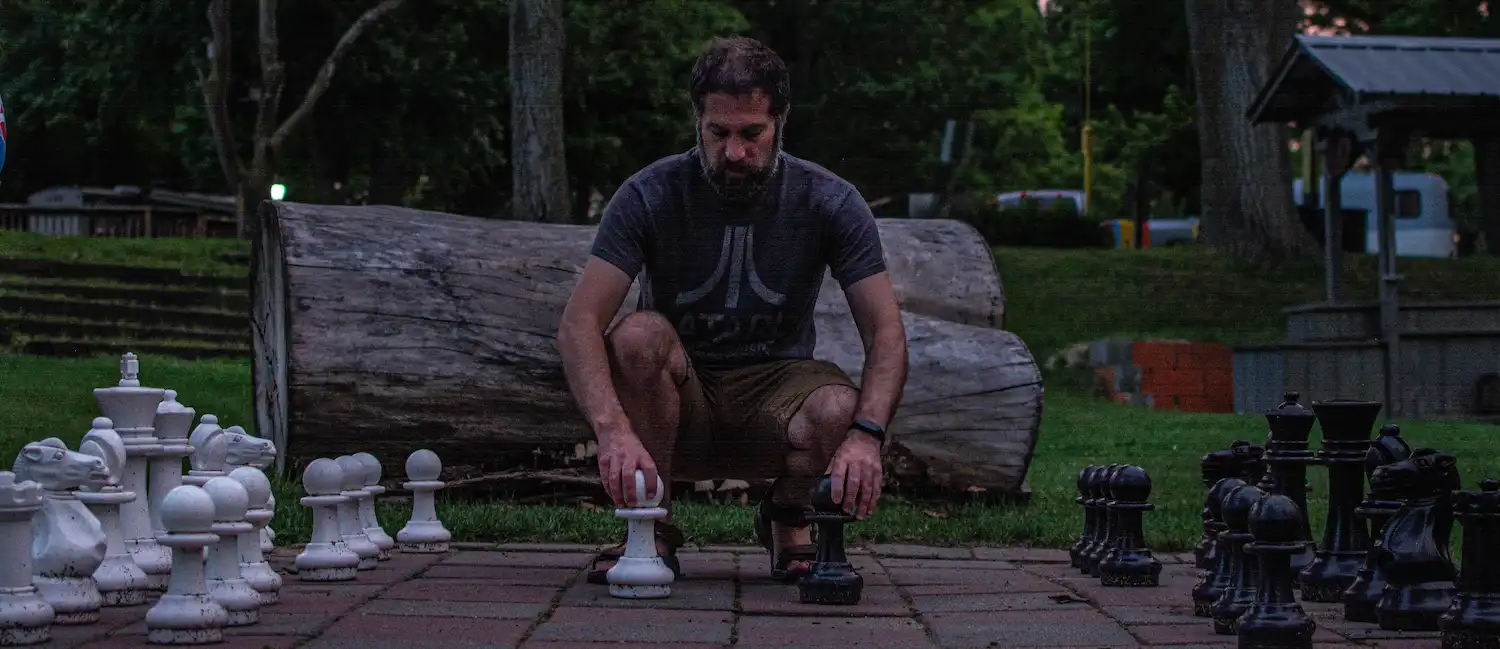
851 418 887 443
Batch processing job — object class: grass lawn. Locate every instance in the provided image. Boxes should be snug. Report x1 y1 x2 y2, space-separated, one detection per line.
4 231 1499 552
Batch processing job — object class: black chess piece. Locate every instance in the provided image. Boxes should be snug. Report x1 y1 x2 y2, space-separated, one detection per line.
1343 423 1414 623
1212 482 1266 635
1071 465 1103 570
1438 478 1500 649
1098 465 1162 587
1300 398 1381 602
1194 477 1249 617
1078 464 1116 575
797 474 863 606
1196 441 1267 569
1258 391 1318 577
1086 464 1127 576
1238 492 1318 649
1373 448 1461 631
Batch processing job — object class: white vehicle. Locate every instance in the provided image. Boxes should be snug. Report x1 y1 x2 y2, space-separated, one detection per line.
1292 171 1457 259
993 189 1087 217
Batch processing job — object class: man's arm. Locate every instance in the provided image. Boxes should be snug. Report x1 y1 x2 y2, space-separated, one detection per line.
826 188 908 439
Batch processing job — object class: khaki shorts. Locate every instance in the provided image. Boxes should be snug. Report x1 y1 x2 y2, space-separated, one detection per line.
669 358 856 481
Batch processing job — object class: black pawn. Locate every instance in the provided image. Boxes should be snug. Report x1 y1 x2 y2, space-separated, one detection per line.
1373 448 1461 631
1259 391 1318 577
1098 465 1162 587
1071 465 1103 570
1300 398 1381 602
1438 478 1500 648
1086 464 1127 576
1194 477 1249 617
1196 441 1266 569
1238 492 1318 649
1077 464 1115 574
1212 482 1265 635
1342 423 1413 623
797 474 863 605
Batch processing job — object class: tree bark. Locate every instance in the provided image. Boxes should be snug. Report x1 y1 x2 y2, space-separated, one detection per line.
251 202 1041 497
1475 136 1500 255
509 0 571 223
1184 0 1319 263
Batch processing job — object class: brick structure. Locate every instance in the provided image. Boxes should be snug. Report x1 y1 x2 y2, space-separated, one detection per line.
1090 339 1235 413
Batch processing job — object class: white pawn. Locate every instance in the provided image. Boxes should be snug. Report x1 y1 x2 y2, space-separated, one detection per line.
294 459 359 581
334 456 381 570
199 477 260 626
227 467 281 605
0 471 53 646
606 471 674 599
13 438 109 625
352 453 395 560
145 485 228 644
260 492 277 554
76 421 151 607
396 450 451 554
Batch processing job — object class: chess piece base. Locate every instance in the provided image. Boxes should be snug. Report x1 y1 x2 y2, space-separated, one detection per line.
1298 551 1364 602
355 556 378 570
1192 600 1213 617
1344 599 1378 623
100 588 148 607
147 627 224 645
32 577 101 626
0 590 52 646
0 626 50 646
1237 613 1315 649
608 583 671 599
606 554 674 600
1443 631 1500 649
297 567 357 582
1379 583 1457 632
399 542 448 554
1099 554 1163 588
223 608 259 627
797 563 864 606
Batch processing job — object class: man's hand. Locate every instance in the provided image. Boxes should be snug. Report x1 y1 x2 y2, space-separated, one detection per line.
596 426 659 507
827 431 883 520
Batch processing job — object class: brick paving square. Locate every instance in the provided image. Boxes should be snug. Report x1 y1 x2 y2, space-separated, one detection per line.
317 614 531 646
280 583 386 598
495 542 603 553
740 583 910 617
888 566 1059 591
112 612 334 638
736 615 935 647
422 564 579 585
382 578 560 602
878 558 1016 571
1099 605 1203 625
921 609 1139 648
868 544 974 560
556 577 734 610
910 592 1091 613
274 589 373 615
1364 640 1443 648
529 607 733 644
1128 622 1348 645
358 598 548 619
971 547 1072 563
676 552 739 581
441 551 594 569
521 643 726 649
82 636 303 649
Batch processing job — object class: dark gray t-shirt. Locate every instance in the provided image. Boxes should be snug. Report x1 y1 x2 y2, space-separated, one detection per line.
591 147 886 370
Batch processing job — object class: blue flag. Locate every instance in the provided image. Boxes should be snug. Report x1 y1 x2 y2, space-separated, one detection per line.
0 91 8 176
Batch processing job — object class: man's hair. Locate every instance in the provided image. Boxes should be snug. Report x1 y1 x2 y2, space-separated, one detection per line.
690 36 791 118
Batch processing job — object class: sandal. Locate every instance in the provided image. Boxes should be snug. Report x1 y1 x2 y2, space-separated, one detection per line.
585 522 685 585
754 478 818 583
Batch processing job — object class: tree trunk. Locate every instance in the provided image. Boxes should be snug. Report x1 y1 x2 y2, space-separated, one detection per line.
251 202 1041 498
509 0 571 223
1184 0 1319 263
1475 136 1500 255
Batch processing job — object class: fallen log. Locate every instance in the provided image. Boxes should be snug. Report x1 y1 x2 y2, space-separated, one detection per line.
251 201 1042 497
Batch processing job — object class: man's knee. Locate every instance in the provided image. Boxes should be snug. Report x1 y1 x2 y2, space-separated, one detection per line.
787 384 859 450
607 311 680 381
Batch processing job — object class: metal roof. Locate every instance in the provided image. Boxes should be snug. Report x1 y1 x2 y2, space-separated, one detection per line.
1248 34 1500 124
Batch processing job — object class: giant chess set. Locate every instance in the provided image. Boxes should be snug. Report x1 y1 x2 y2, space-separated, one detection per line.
1067 391 1500 649
0 352 458 646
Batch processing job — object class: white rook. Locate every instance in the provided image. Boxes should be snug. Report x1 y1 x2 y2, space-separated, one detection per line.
0 471 53 646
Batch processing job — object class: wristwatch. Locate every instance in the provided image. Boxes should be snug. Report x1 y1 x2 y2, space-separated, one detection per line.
850 418 887 445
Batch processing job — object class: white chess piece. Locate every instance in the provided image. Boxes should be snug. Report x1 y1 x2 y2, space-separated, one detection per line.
92 353 172 591
148 392 196 569
200 477 261 626
396 450 451 553
0 471 54 646
145 485 229 644
606 470 674 599
260 492 277 554
352 452 395 560
333 456 381 569
75 421 151 607
182 427 227 488
218 425 278 554
294 459 360 581
13 438 110 625
226 467 281 605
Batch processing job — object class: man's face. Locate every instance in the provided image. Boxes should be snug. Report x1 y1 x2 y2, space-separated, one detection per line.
696 90 783 202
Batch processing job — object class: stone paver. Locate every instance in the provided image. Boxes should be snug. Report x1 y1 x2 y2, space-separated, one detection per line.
49 542 1462 647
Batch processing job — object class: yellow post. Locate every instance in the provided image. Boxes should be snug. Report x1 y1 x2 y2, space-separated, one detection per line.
1083 124 1093 215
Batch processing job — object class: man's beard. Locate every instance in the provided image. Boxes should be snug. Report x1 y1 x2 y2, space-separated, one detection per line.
696 120 784 204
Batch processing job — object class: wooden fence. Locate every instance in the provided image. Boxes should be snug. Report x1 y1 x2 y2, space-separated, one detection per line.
0 203 238 238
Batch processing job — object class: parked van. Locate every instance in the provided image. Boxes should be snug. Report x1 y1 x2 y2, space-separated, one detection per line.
1292 171 1457 259
993 189 1087 218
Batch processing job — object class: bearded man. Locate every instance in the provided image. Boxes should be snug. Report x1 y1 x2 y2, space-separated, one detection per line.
556 36 908 585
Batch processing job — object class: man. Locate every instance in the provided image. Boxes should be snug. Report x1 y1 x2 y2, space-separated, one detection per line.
556 36 908 585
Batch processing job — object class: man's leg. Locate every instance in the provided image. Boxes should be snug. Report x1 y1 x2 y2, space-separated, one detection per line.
771 382 859 575
587 311 707 579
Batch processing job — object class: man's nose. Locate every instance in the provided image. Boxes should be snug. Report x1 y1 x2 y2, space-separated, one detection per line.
725 140 747 162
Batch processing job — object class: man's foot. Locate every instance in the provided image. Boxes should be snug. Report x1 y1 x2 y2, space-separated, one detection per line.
770 520 817 582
